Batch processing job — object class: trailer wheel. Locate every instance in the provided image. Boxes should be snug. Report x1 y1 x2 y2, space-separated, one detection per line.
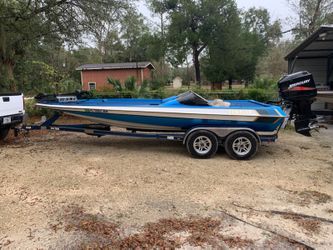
186 130 218 159
0 126 10 141
224 131 259 160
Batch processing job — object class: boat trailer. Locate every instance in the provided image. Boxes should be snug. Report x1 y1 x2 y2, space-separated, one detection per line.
15 112 278 160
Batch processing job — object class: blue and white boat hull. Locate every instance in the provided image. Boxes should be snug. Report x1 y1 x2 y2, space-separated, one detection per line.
36 92 286 134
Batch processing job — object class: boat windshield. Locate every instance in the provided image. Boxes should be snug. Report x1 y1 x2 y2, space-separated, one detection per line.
177 91 209 106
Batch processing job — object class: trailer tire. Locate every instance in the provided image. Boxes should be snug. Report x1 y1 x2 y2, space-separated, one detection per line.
224 131 259 160
186 130 218 159
0 126 10 141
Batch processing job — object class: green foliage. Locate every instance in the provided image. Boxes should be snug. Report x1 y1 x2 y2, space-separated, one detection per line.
288 0 333 40
25 99 54 117
149 79 164 90
107 76 139 93
139 80 149 96
13 60 80 94
106 77 167 97
15 60 57 94
0 0 290 96
256 41 293 79
107 78 123 92
123 11 150 61
102 31 126 63
250 78 277 90
202 1 241 83
0 67 12 92
163 0 244 83
247 89 270 102
89 81 277 103
124 76 136 91
0 0 132 93
242 7 282 46
58 79 82 93
203 6 282 84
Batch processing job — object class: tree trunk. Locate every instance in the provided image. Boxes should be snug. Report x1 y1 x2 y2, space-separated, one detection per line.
8 64 16 92
3 61 16 91
193 48 201 85
7 63 14 79
160 12 164 38
160 12 165 78
228 77 232 90
309 0 323 34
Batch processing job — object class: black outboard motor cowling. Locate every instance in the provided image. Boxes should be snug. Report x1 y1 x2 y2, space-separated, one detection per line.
278 71 318 136
278 71 317 101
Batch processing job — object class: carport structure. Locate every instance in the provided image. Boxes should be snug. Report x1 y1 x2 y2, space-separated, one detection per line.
285 25 333 111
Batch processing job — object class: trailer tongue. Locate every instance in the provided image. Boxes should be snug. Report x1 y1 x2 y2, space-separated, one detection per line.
278 71 319 136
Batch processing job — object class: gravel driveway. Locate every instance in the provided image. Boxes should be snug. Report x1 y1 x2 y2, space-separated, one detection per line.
0 124 332 249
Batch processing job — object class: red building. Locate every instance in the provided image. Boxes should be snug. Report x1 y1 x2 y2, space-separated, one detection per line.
76 62 155 91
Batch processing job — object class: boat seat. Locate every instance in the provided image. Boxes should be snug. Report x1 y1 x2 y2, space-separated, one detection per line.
209 99 231 107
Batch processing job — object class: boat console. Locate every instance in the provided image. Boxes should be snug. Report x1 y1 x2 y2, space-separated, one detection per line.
176 91 209 106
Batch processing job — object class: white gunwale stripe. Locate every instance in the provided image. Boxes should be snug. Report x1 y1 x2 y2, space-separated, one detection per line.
37 104 285 123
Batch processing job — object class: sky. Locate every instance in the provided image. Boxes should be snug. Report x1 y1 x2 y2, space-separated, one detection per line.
138 0 295 37
236 0 294 31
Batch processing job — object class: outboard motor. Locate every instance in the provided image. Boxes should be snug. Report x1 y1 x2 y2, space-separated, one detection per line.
278 71 318 136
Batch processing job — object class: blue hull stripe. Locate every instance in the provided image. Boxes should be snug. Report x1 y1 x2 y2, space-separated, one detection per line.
67 111 284 132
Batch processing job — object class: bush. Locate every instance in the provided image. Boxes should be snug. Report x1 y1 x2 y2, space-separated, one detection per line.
107 78 122 92
250 78 277 91
247 88 269 102
76 76 279 103
24 98 54 117
139 80 149 97
149 88 167 98
149 79 164 90
90 87 278 102
124 76 136 91
58 79 81 93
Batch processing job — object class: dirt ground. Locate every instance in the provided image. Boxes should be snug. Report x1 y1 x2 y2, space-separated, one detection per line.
0 120 332 249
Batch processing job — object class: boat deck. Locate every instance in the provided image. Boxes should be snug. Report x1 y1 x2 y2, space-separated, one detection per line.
46 98 272 109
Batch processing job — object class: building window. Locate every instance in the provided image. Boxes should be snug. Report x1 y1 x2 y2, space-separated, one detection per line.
88 82 96 91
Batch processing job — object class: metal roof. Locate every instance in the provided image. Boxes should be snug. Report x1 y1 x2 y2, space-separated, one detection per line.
76 61 155 71
285 25 333 60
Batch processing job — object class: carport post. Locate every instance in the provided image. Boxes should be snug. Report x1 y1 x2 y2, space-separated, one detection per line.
327 54 333 90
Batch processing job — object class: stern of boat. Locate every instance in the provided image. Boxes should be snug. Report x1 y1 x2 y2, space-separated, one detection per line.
278 71 320 136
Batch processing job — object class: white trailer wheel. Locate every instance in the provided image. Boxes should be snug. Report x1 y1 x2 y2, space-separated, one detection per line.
224 131 259 160
186 130 218 159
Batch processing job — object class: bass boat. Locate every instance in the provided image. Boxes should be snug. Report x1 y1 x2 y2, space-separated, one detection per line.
29 71 320 160
36 91 287 135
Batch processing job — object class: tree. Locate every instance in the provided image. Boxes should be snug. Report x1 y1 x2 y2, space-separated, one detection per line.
100 6 168 71
202 1 241 85
203 7 282 86
0 0 130 91
165 0 237 84
147 0 174 81
242 8 282 46
256 41 294 79
148 0 175 38
102 30 126 63
14 60 57 94
120 10 150 62
85 1 132 62
288 0 333 39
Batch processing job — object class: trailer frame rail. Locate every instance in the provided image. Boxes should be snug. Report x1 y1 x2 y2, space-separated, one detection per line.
15 113 185 142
